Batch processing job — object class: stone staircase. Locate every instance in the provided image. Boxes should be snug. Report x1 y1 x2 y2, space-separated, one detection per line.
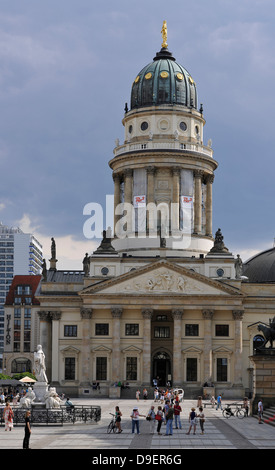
258 405 275 426
120 385 203 400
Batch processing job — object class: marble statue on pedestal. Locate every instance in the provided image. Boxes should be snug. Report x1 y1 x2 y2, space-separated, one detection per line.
34 344 48 383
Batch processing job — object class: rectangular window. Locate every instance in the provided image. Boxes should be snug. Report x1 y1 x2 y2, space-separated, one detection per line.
14 308 21 318
95 324 109 336
65 357 75 380
186 358 197 381
126 357 137 380
64 325 77 337
24 308 31 318
217 358 228 381
125 324 139 336
154 326 170 338
96 357 107 381
215 325 229 336
24 320 31 330
185 324 199 336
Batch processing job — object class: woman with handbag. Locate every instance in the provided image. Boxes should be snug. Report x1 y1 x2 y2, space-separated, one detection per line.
3 400 14 431
155 405 164 435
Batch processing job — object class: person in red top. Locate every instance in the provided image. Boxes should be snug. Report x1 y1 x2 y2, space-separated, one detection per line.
173 402 182 429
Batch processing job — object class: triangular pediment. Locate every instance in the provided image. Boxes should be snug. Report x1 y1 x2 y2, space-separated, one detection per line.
80 260 243 297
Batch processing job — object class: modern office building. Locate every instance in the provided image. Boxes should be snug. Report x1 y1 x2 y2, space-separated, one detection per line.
0 222 43 369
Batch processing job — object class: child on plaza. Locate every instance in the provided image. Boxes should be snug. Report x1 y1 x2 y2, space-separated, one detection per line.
186 407 197 435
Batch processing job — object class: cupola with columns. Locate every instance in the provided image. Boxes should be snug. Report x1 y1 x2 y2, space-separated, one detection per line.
109 22 218 257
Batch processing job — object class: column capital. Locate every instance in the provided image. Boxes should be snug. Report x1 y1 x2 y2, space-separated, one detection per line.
37 311 51 321
112 172 121 182
147 166 156 175
172 309 183 320
142 308 154 319
124 168 133 178
232 310 244 320
202 309 214 320
194 169 204 179
111 307 123 318
206 173 215 184
80 307 93 319
171 166 181 176
49 311 62 321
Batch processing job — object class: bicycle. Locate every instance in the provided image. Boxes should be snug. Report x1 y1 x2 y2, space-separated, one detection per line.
222 404 245 419
107 413 118 433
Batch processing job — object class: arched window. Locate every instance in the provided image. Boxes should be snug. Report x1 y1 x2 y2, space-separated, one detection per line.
11 358 32 374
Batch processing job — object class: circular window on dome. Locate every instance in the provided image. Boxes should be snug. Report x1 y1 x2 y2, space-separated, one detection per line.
134 76 140 83
160 71 169 79
177 73 184 81
145 72 152 80
179 122 187 131
216 268 224 277
128 125 133 134
141 121 148 131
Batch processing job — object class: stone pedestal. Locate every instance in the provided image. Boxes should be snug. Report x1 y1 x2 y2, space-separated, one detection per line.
33 382 48 403
109 387 121 399
203 386 215 399
250 351 275 413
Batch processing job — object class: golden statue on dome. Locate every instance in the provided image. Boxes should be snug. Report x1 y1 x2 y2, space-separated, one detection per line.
161 20 168 49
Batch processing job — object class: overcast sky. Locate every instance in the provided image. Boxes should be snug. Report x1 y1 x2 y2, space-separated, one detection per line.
1 0 275 269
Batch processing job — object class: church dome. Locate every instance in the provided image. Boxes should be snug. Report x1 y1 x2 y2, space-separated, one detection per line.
130 48 198 110
243 247 275 282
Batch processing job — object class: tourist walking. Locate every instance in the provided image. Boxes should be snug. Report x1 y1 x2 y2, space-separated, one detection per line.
197 396 203 408
164 404 174 436
130 407 145 434
3 401 14 431
115 406 122 433
198 406 205 434
258 398 263 424
23 410 31 449
173 402 182 429
216 394 222 410
155 406 164 435
186 407 197 435
147 405 156 434
136 389 140 401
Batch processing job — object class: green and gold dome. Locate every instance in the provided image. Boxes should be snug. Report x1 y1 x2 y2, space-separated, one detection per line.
131 22 197 110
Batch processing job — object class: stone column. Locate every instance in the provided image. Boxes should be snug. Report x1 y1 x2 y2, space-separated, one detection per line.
113 173 121 237
233 310 244 387
194 170 203 234
80 308 93 386
142 308 153 385
171 167 180 232
205 174 214 237
202 309 214 383
123 169 133 234
147 166 155 232
111 307 123 383
50 311 62 383
37 311 52 380
172 309 183 386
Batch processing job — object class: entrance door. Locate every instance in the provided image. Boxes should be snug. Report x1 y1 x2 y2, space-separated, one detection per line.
153 351 171 386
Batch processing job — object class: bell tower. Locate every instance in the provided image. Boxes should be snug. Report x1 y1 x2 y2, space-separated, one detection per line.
109 22 218 257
